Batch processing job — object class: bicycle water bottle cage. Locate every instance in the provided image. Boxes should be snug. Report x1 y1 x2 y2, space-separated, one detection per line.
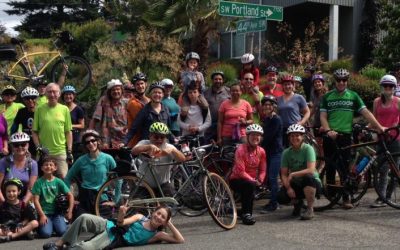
0 45 17 60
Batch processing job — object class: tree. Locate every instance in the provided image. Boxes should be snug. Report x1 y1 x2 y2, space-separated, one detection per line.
373 1 400 70
0 23 6 36
5 0 103 38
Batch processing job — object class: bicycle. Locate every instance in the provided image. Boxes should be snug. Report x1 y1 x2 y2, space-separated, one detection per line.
94 143 237 230
0 31 92 95
304 126 324 170
314 125 400 211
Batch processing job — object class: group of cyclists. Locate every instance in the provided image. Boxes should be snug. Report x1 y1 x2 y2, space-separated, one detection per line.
0 50 399 248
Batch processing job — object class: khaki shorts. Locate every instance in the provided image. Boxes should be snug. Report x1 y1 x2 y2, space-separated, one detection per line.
50 154 68 179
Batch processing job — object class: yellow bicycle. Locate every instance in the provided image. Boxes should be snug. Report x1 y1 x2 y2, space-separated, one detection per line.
0 31 92 94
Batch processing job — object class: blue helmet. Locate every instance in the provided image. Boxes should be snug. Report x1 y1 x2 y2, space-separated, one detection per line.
62 85 76 94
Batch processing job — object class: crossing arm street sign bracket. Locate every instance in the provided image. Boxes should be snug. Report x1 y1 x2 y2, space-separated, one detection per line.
218 0 283 21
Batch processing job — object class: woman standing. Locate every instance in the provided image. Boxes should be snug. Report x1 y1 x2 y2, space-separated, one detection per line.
309 74 328 129
0 132 38 204
230 124 266 225
217 84 253 145
371 75 400 208
161 78 180 137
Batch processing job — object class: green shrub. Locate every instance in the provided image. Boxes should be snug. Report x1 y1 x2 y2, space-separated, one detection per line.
360 64 386 81
323 57 353 73
205 62 238 87
26 38 51 48
347 73 379 109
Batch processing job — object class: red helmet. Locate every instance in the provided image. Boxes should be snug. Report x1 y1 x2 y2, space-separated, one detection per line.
281 74 294 83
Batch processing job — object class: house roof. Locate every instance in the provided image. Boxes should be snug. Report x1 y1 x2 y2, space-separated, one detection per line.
261 0 354 7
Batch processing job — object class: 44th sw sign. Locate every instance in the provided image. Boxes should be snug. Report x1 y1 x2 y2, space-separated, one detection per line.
218 0 283 21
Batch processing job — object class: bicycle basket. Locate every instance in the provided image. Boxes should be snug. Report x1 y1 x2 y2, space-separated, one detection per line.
0 45 17 60
58 31 74 44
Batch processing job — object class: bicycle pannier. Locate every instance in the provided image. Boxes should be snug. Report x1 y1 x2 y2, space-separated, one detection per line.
0 45 17 60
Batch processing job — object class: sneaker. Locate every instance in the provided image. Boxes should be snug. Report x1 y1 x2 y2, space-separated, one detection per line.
242 213 256 225
300 209 314 220
292 199 303 217
342 200 354 209
43 242 62 250
0 235 11 243
370 199 387 208
260 203 278 213
26 231 35 240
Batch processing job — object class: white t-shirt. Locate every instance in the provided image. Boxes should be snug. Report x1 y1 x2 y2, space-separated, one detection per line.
178 105 211 136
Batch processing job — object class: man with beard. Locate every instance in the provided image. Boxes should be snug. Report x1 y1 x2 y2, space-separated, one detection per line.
260 66 284 97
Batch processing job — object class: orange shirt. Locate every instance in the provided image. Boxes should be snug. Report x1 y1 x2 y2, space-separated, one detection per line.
126 97 144 147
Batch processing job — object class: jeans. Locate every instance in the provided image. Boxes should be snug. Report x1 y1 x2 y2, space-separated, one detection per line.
267 153 282 205
38 214 67 238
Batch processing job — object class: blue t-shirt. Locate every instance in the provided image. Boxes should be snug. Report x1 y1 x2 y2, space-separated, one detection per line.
277 94 307 128
162 97 180 133
0 156 38 188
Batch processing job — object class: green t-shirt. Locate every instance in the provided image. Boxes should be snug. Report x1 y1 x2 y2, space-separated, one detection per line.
32 176 70 215
282 143 320 182
241 91 263 124
36 96 48 107
320 89 366 133
33 103 72 155
0 102 25 135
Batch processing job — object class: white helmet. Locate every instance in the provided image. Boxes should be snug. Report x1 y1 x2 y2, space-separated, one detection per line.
380 74 397 87
21 87 39 98
107 79 123 90
161 78 174 86
245 124 263 135
241 53 255 64
287 124 306 134
10 132 30 143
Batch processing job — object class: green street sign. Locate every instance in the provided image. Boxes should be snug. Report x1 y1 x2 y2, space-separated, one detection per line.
218 0 283 21
237 18 267 34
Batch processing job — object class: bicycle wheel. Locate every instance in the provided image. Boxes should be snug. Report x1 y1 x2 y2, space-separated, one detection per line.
313 166 342 211
95 175 156 220
348 168 371 204
51 56 91 95
203 172 237 230
0 59 28 91
204 158 234 180
373 157 400 209
171 165 207 217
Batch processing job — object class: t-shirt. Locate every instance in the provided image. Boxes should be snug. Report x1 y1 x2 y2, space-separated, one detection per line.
261 83 284 97
241 91 264 124
0 201 36 224
218 100 252 138
178 105 211 136
70 105 85 143
32 176 70 215
11 107 34 135
277 94 307 128
126 97 144 147
203 86 231 123
135 140 176 188
0 102 25 135
281 143 320 182
64 152 116 190
320 89 366 133
0 156 38 188
36 96 48 107
162 97 180 133
32 103 72 155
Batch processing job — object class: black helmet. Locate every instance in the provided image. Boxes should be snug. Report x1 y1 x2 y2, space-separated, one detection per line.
211 71 225 80
3 178 23 190
55 194 69 213
304 65 316 73
131 72 147 84
266 65 278 74
148 81 165 93
261 95 277 105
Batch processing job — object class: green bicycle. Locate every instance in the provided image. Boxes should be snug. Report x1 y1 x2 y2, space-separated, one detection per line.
0 31 92 94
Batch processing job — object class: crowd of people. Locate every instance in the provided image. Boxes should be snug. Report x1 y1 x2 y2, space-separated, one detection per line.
0 51 399 248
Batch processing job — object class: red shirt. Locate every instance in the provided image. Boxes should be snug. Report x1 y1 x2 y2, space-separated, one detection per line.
260 83 284 97
230 144 267 183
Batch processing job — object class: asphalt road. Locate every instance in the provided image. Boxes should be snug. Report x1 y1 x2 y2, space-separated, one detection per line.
3 190 400 250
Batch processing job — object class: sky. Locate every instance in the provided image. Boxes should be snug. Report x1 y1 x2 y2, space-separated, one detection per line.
0 1 23 35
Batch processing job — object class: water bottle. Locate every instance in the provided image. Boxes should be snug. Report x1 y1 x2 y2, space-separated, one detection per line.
355 156 370 174
181 143 190 156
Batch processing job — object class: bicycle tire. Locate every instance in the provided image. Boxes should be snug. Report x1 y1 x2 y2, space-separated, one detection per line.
51 56 91 95
94 175 156 219
373 157 400 209
203 172 237 230
313 166 342 211
349 168 371 204
0 59 28 92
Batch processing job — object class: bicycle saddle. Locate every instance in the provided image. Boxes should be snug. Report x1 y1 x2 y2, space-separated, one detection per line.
11 38 25 45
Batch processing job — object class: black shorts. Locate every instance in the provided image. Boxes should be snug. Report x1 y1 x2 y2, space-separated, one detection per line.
277 174 321 204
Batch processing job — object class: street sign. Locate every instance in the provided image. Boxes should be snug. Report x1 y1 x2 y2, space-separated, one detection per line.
236 18 266 34
218 0 283 21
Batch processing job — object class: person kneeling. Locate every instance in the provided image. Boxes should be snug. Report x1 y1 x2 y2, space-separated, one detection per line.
277 124 321 220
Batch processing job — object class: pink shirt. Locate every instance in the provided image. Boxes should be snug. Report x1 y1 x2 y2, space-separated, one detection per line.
219 100 252 138
230 144 267 183
375 97 400 140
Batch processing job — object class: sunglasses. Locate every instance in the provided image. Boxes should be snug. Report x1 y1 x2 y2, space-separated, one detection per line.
337 79 348 83
13 142 27 148
382 84 394 88
244 78 254 81
24 96 37 100
84 139 97 145
152 134 166 140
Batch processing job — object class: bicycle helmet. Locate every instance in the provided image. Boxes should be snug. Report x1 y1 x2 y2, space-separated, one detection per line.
132 72 148 84
266 66 278 74
161 78 174 87
333 68 350 80
245 124 264 135
211 70 225 80
261 95 277 105
2 85 16 95
3 178 23 190
10 132 30 143
185 52 200 62
149 122 170 135
287 124 306 134
281 74 294 83
107 79 123 90
294 76 302 83
21 87 39 98
380 74 397 87
241 53 255 64
55 194 69 213
81 129 100 142
148 81 165 93
304 65 316 73
312 74 325 83
62 85 76 94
